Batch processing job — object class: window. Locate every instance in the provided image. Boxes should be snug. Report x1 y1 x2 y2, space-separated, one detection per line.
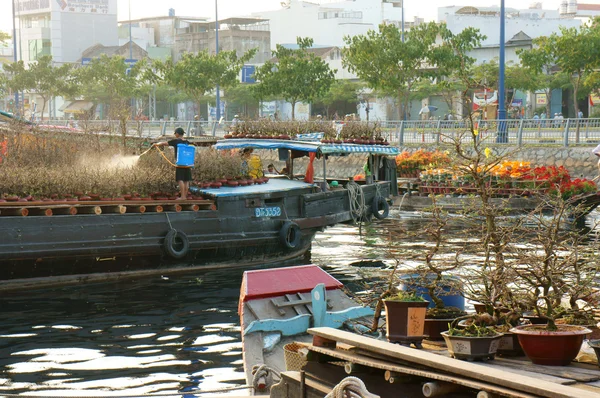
28 39 51 60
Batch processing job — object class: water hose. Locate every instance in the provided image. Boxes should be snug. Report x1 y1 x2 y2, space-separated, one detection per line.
139 145 191 168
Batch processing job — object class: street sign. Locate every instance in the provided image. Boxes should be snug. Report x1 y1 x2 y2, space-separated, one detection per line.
241 65 256 83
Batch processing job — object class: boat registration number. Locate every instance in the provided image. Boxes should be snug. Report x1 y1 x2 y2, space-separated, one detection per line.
255 207 282 217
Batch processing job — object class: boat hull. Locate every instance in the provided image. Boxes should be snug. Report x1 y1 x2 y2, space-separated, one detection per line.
0 182 391 289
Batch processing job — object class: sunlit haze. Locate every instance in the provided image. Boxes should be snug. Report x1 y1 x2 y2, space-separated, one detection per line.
0 0 564 35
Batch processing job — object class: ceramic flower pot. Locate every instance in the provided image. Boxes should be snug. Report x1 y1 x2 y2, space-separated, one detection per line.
441 331 504 361
384 300 429 346
511 325 591 366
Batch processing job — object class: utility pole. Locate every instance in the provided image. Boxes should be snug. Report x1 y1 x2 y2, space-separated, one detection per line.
497 0 508 143
215 0 221 124
11 0 19 113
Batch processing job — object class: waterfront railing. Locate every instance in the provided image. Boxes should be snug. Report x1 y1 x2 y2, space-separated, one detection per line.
38 118 600 147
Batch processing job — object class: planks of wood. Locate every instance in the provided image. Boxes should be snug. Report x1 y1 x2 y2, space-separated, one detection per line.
308 327 600 398
308 345 537 398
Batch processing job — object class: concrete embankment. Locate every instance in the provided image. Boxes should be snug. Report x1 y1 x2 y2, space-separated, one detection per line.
258 146 600 180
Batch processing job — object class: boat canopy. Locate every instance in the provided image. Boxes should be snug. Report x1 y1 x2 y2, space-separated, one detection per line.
213 139 400 156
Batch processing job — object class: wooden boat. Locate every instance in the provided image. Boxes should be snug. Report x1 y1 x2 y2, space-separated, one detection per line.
238 264 374 394
395 179 600 219
271 327 600 398
0 139 398 291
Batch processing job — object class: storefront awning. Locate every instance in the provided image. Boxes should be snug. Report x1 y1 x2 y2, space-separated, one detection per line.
59 100 94 114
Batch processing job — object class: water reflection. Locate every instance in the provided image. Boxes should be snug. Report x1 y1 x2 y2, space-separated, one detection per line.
0 208 598 395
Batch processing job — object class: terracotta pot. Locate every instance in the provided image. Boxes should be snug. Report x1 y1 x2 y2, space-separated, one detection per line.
246 179 254 186
384 300 429 344
113 197 125 202
79 196 92 201
89 194 100 200
511 325 591 366
424 318 454 341
442 331 504 361
224 134 233 139
254 178 262 185
238 180 248 186
227 180 239 187
210 182 222 189
123 194 133 200
5 196 19 202
18 198 28 202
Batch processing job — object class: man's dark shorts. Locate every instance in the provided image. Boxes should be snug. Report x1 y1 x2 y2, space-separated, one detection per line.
176 167 192 182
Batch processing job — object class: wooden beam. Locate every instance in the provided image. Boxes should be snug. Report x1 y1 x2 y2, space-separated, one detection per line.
308 327 600 398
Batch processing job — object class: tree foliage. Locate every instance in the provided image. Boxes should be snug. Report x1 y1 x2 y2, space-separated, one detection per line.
254 37 336 120
542 21 600 116
343 22 485 119
152 49 256 112
75 54 150 148
0 31 10 42
4 55 76 120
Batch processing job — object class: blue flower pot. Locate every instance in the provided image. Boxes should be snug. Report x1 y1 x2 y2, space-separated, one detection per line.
399 274 465 311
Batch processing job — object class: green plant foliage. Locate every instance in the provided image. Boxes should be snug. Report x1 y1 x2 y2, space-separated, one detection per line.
343 22 485 119
386 291 426 302
254 37 336 120
4 55 77 119
152 49 256 111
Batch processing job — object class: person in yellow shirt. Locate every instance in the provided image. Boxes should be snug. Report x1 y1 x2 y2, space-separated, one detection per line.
240 148 264 179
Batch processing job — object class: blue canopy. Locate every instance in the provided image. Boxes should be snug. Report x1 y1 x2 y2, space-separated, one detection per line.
213 139 399 156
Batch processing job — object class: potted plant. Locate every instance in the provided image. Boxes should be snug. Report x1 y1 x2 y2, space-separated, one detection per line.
442 313 504 361
403 196 467 340
508 195 596 366
383 291 429 348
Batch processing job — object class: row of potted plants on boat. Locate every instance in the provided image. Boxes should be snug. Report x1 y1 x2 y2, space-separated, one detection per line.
0 192 206 202
418 163 597 200
194 176 270 189
320 137 390 145
395 149 451 178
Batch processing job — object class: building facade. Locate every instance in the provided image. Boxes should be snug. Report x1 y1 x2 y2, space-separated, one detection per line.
253 0 410 49
15 0 118 64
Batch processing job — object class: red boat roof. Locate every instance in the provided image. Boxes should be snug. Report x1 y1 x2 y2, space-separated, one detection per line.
239 265 343 304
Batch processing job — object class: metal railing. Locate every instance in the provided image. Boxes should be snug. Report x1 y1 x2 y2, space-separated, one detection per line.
42 119 234 138
379 118 600 147
39 118 600 146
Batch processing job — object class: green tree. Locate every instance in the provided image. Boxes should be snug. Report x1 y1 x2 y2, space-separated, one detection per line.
343 23 484 120
551 21 600 116
519 36 571 118
4 55 76 120
75 54 150 149
224 84 259 117
254 37 336 120
316 80 361 118
152 49 256 117
0 31 10 42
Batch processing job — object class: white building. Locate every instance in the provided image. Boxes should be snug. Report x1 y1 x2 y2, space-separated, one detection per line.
253 0 408 49
15 0 118 64
438 3 581 48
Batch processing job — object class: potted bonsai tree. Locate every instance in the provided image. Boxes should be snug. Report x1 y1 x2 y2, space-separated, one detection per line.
442 313 504 361
509 195 597 366
383 290 429 348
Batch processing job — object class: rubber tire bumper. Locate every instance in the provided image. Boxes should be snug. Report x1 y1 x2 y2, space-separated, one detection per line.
372 196 390 220
280 221 302 249
164 229 190 259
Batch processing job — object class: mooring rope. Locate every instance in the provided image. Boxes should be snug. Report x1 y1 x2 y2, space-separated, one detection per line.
347 181 367 224
251 364 281 392
325 376 380 398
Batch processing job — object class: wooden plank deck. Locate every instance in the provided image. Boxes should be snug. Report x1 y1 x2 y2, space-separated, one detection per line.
307 327 600 398
0 199 215 216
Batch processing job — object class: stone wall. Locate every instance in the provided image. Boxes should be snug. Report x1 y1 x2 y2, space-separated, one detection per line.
257 146 600 180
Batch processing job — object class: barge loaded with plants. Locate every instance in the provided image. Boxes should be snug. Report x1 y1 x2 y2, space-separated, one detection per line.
393 150 600 216
0 127 398 290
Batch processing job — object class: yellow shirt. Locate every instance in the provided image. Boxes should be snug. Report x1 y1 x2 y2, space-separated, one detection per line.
248 155 264 179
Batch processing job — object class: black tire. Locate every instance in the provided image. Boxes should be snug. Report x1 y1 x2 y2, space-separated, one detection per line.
279 221 302 249
164 229 190 259
372 196 390 220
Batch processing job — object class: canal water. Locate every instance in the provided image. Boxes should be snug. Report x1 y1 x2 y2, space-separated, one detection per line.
1 210 598 396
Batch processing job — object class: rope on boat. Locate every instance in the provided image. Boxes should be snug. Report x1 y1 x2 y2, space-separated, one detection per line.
347 181 367 223
251 363 281 392
325 376 380 398
0 385 254 398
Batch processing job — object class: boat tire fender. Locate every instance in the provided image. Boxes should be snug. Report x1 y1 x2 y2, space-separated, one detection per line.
164 229 190 259
372 196 389 220
280 221 301 249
